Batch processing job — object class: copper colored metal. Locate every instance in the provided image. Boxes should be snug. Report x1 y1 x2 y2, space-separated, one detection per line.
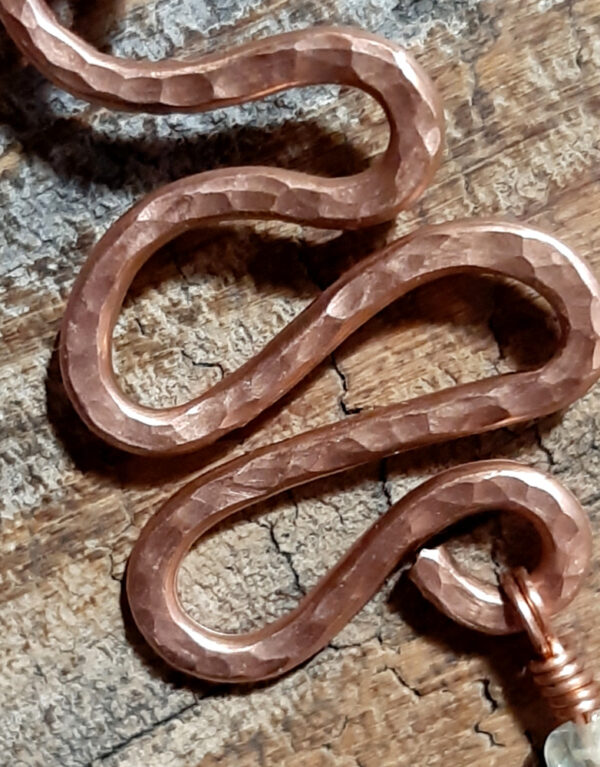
5 1 600 688
124 213 600 681
64 220 600 454
502 569 600 724
126 460 592 682
0 1 443 453
0 4 445 453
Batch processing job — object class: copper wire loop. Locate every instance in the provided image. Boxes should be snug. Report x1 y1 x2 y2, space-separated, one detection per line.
0 0 439 455
122 460 594 682
503 569 600 724
3 3 600 684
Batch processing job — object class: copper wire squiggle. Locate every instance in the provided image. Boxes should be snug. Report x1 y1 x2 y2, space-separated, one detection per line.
3 3 600 686
0 0 444 454
126 461 593 682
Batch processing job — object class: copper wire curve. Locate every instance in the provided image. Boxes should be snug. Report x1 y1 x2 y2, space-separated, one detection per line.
3 2 600 686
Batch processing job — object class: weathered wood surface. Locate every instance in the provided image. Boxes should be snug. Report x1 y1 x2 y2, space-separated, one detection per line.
1 0 600 765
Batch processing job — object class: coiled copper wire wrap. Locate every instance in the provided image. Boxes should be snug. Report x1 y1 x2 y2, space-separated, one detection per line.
503 568 600 725
531 638 600 725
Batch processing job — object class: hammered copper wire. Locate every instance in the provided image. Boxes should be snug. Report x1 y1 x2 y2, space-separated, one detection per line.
503 570 600 724
65 219 600 455
4 2 600 686
126 460 592 682
122 217 600 681
0 0 444 453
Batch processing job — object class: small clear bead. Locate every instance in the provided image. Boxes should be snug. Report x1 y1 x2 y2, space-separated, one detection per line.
545 713 600 766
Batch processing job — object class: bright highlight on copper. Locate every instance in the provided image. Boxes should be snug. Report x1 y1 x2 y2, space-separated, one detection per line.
3 0 600 701
126 460 592 682
0 3 444 457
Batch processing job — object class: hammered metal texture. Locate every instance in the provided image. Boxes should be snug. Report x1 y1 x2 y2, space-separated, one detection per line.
126 460 592 682
122 219 600 681
63 220 600 454
0 10 443 327
0 1 445 452
4 2 600 688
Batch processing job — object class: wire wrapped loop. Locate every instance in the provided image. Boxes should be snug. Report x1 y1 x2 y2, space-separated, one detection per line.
503 568 600 724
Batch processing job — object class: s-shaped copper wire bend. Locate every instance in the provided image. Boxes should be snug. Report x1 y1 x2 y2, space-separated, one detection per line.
2 2 600 683
121 220 600 681
0 0 443 453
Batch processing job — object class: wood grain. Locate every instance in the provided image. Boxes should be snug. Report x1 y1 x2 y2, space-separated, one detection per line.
1 0 600 765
